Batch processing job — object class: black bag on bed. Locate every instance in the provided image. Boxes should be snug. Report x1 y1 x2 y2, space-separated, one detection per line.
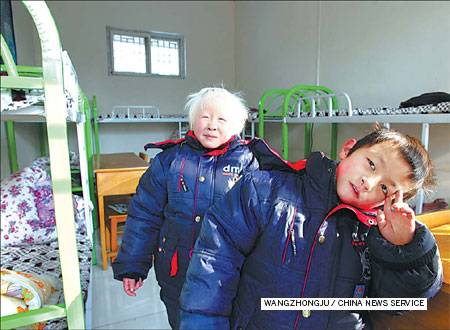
399 92 450 108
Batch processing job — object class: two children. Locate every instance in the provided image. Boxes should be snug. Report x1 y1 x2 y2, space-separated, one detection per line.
179 123 443 329
112 87 259 329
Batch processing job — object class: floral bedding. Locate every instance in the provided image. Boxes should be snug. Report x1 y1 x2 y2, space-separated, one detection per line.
1 158 92 328
1 163 86 247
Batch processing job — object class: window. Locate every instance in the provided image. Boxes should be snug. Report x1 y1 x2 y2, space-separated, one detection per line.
107 27 185 78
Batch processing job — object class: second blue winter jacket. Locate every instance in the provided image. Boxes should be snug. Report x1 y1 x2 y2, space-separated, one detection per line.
179 141 443 330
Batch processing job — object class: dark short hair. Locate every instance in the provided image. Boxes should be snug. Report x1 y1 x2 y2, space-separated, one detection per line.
348 122 436 200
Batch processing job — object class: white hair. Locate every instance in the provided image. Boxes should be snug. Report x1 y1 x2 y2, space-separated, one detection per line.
185 87 248 135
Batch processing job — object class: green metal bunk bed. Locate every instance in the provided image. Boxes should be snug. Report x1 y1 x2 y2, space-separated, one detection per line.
1 1 93 329
2 67 97 228
258 85 340 160
257 85 450 214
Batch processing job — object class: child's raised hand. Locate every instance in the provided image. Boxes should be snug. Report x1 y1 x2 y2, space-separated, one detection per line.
376 190 415 245
123 277 143 297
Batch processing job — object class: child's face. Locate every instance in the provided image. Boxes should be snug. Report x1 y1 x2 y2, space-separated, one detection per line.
193 100 236 149
336 140 413 210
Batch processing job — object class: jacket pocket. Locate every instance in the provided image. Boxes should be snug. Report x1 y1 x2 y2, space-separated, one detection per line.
156 220 179 278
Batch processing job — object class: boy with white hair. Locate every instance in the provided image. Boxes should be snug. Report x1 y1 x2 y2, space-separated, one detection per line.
112 87 260 329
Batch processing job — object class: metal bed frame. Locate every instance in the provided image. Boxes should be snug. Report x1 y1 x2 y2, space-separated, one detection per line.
1 1 94 328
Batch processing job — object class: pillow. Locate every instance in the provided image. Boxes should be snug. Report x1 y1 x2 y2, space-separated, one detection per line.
34 171 87 233
1 166 46 247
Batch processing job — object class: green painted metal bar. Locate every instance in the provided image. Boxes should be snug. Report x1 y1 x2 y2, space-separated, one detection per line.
1 76 44 89
40 123 47 156
78 91 97 264
2 32 40 179
83 93 98 227
0 304 66 330
83 93 99 240
282 85 336 115
258 89 289 139
1 64 43 75
1 34 18 76
282 85 339 159
6 121 18 173
22 1 85 329
92 95 100 155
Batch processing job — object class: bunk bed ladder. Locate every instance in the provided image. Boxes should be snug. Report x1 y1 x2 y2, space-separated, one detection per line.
92 95 101 155
1 2 86 329
27 1 85 327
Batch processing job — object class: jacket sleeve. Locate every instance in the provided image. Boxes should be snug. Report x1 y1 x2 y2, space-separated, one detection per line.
179 173 263 329
367 220 443 315
112 153 168 281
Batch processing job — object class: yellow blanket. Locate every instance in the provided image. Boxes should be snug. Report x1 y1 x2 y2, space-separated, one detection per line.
1 269 58 326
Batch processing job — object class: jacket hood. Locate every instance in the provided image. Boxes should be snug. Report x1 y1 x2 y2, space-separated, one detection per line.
247 137 378 226
246 137 307 173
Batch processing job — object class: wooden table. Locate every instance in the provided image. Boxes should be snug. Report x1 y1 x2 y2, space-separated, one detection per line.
94 152 149 270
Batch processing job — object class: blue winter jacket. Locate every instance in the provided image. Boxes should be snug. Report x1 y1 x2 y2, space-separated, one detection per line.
179 142 443 330
112 132 259 301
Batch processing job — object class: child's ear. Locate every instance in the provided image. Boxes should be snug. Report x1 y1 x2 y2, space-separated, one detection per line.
339 139 357 160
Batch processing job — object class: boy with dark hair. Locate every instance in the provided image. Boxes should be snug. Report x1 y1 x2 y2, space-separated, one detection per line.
179 123 443 330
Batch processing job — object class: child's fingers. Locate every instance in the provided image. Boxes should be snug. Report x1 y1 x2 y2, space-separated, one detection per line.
123 278 137 296
135 278 143 290
397 205 415 220
384 193 393 215
391 190 410 214
394 190 404 204
377 209 386 227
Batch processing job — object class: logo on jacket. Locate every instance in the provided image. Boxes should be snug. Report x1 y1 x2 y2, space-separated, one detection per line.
223 164 241 189
222 164 241 176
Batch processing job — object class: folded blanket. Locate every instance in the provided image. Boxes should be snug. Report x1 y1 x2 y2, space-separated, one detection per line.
1 269 58 316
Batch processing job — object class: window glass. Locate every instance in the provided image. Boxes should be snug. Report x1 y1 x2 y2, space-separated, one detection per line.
108 27 185 78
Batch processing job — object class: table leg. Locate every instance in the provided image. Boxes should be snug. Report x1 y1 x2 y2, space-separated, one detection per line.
98 195 108 270
106 226 111 251
111 219 118 252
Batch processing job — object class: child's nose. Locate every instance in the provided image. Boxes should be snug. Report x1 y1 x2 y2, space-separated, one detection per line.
207 119 218 130
361 176 375 191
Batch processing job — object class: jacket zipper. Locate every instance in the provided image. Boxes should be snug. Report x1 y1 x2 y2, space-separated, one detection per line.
189 158 202 257
178 158 186 192
282 206 298 263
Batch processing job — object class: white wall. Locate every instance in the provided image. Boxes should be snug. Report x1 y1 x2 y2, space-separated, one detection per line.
3 1 449 204
47 1 236 159
2 1 236 176
235 1 450 203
